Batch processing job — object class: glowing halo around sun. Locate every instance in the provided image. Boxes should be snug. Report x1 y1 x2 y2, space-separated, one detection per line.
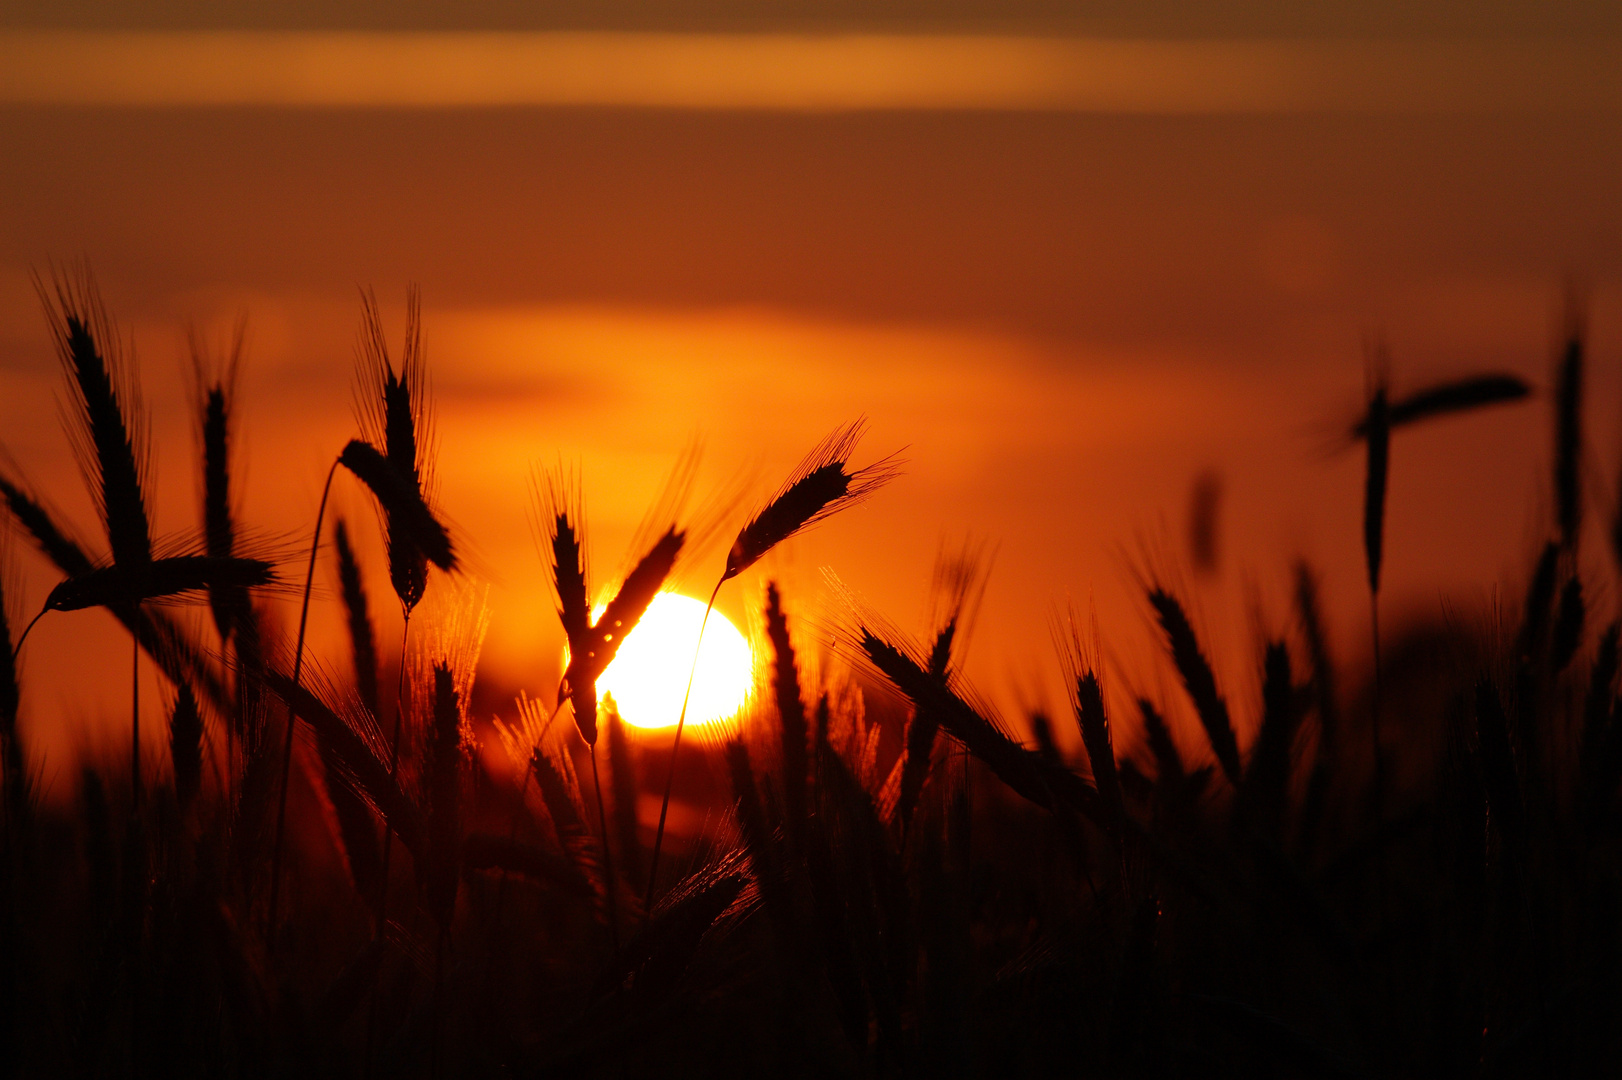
568 592 755 731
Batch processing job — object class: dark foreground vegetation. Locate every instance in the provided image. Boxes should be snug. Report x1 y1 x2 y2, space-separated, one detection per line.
1 274 1619 1078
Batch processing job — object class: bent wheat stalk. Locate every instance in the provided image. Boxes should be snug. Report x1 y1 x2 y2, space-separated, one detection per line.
644 421 899 914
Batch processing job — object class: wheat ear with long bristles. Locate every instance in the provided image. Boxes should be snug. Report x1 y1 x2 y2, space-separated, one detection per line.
645 421 898 913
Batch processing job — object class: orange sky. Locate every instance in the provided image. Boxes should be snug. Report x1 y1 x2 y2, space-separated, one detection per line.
2 28 1620 797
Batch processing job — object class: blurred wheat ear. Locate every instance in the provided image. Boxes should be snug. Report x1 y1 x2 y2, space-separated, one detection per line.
1148 589 1241 786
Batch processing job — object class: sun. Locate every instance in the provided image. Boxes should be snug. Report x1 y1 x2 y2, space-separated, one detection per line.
580 591 754 731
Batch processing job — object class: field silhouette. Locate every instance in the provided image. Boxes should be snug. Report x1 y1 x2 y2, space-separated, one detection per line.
2 272 1620 1079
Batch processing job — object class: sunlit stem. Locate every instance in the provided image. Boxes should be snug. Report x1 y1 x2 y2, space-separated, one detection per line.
590 741 620 952
266 454 340 941
644 574 723 918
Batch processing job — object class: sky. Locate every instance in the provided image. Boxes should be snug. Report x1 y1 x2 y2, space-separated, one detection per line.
2 3 1620 795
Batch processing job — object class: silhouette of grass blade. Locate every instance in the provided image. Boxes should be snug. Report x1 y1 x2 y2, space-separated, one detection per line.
265 670 423 854
1295 563 1338 847
0 566 22 826
337 440 454 571
43 556 274 612
605 703 643 888
1362 386 1390 596
318 732 385 915
1148 589 1241 785
168 684 201 812
724 739 791 936
1138 699 1185 789
334 519 380 718
1238 643 1299 840
1518 542 1560 662
724 420 899 581
860 627 1102 823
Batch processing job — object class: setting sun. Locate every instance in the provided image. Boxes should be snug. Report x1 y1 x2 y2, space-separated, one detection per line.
578 591 754 731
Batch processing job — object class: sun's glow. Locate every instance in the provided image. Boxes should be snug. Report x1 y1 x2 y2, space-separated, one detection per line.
574 592 754 731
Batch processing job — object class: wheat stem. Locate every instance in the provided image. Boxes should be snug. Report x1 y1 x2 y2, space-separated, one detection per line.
644 574 722 917
590 742 620 952
266 454 340 940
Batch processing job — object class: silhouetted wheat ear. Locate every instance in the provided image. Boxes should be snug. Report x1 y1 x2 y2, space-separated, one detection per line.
168 684 201 812
43 556 274 612
337 440 455 572
542 479 594 734
357 288 433 612
1148 590 1241 785
531 746 585 839
1556 322 1583 550
0 474 94 577
0 473 233 716
1518 542 1560 662
561 528 684 747
723 419 900 581
1137 699 1185 789
38 270 152 570
1238 642 1299 840
860 626 1103 825
332 518 381 719
550 509 591 651
190 319 248 646
1073 672 1122 831
765 583 807 842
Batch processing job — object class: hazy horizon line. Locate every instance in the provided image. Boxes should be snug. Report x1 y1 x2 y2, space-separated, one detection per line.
2 31 1621 112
